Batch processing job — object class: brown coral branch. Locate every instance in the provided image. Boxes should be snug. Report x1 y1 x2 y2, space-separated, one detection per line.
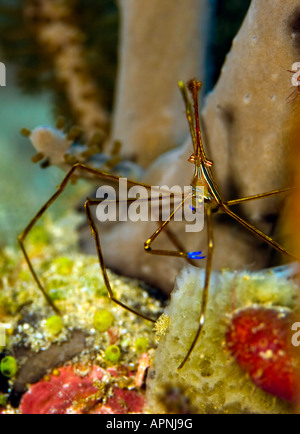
24 0 109 140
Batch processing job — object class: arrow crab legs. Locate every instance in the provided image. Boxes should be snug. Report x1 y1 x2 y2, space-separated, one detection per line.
19 79 297 369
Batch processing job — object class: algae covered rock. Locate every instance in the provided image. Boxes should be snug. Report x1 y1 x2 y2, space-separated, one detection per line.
0 216 163 414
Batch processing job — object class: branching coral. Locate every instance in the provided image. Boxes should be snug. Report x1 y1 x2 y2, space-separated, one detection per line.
0 0 118 132
22 123 143 179
24 0 109 141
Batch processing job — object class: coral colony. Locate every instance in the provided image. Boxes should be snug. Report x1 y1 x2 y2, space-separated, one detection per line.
7 79 299 415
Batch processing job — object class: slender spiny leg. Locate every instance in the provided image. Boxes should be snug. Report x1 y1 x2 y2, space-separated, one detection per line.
18 163 159 312
84 195 196 316
178 81 197 151
222 204 298 260
84 197 160 323
162 224 197 267
144 194 205 260
92 192 199 263
18 189 62 313
225 187 295 207
178 205 214 370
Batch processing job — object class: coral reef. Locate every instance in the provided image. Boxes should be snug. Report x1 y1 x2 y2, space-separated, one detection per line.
79 0 300 294
1 0 300 415
146 265 300 414
19 365 145 414
0 217 163 414
3 217 298 414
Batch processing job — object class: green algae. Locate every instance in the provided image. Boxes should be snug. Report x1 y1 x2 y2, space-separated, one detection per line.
93 309 115 332
1 356 18 378
45 316 63 336
134 337 149 354
28 226 51 246
47 288 66 302
52 257 74 275
0 257 16 274
105 345 121 363
0 395 8 407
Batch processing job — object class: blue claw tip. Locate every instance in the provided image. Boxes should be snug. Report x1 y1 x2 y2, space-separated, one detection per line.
188 251 206 260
